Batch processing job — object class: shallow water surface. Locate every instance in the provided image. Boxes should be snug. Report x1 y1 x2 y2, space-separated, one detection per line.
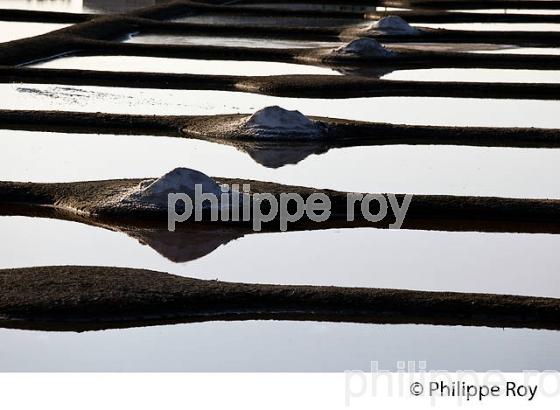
0 0 162 13
125 33 340 49
382 68 560 84
418 22 560 31
452 9 560 15
30 55 340 76
234 3 381 12
387 42 560 55
1 217 559 298
2 130 560 198
1 85 559 128
173 14 363 28
471 47 560 55
0 21 68 43
0 322 557 371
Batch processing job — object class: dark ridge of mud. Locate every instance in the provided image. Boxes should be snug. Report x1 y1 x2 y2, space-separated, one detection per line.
138 20 340 41
195 2 560 23
75 39 560 71
183 113 560 148
2 0 560 68
0 266 559 332
0 8 94 23
234 74 560 99
0 66 238 90
0 110 182 136
340 27 560 47
80 39 297 62
175 2 367 19
140 19 560 47
2 110 559 149
0 18 140 66
129 0 201 21
1 67 559 100
0 178 559 232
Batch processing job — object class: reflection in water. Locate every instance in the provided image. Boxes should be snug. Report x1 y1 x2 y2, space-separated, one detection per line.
0 321 558 371
215 139 330 168
108 223 249 263
3 130 560 198
1 215 559 298
332 65 396 77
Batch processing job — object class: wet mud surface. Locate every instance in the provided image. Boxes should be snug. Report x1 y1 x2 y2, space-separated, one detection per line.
1 265 559 332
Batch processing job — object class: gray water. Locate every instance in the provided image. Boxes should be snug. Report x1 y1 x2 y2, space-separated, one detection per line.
31 55 341 76
2 7 560 373
2 85 559 128
0 0 165 13
382 68 560 84
0 322 557 372
0 21 68 43
1 216 559 298
172 14 363 28
2 130 560 197
125 33 341 49
418 22 560 31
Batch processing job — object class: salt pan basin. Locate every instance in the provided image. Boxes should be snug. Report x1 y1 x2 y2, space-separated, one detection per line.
30 55 340 76
2 85 560 128
0 0 84 13
0 21 69 43
451 9 560 15
125 33 340 49
173 14 362 28
3 130 560 199
1 217 560 298
0 322 557 371
472 47 560 56
382 68 560 84
419 23 560 32
0 0 154 13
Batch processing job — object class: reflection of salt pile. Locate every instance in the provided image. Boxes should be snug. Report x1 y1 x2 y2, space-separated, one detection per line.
241 106 325 138
333 38 395 58
124 168 222 209
367 16 420 35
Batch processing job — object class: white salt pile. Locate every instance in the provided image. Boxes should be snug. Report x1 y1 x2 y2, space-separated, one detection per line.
332 38 395 58
123 167 222 209
241 106 324 138
367 16 420 35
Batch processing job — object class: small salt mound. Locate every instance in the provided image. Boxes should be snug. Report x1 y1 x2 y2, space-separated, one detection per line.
242 106 324 138
333 38 394 58
126 168 222 208
368 16 420 35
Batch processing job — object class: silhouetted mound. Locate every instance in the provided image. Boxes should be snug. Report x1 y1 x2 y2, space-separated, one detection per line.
239 106 326 138
121 167 223 210
332 38 395 58
0 266 559 332
366 16 420 35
